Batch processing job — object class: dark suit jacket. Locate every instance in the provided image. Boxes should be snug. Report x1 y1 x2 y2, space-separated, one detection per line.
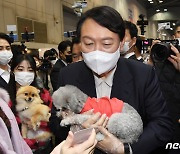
49 58 173 154
128 54 144 62
50 59 66 91
0 76 8 91
154 61 180 143
128 54 137 60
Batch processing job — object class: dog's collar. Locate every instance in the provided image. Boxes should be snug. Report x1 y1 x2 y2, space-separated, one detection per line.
20 107 29 112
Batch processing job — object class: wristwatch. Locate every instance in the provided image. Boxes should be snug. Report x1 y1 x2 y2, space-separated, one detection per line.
124 143 130 154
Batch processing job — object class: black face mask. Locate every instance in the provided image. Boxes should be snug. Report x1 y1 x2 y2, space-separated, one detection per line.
65 55 72 63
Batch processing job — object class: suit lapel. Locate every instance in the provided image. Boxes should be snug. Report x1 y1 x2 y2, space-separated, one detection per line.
111 58 133 103
0 76 8 90
77 62 97 97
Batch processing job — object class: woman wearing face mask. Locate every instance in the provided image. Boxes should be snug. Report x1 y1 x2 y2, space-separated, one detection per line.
8 54 53 154
0 33 13 91
0 87 97 154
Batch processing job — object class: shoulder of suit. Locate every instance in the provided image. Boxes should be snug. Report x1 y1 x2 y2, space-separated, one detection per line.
64 61 86 69
118 58 152 71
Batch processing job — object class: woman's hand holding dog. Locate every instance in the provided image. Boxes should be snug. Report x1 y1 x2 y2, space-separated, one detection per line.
97 126 124 154
23 120 40 130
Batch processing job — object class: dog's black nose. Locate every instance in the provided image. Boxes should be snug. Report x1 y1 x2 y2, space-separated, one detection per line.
28 97 32 102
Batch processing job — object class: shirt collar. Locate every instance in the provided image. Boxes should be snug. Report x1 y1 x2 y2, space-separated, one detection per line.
0 65 11 75
124 52 135 59
61 59 67 66
94 66 117 87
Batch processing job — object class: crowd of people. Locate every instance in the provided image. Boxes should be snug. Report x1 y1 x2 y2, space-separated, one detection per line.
0 5 180 154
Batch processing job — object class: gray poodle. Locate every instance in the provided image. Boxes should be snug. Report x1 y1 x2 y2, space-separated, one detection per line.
52 85 143 144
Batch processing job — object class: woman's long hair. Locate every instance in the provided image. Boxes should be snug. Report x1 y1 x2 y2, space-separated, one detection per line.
8 54 40 114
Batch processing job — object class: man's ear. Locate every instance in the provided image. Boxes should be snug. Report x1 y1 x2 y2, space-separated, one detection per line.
120 39 125 51
132 37 137 46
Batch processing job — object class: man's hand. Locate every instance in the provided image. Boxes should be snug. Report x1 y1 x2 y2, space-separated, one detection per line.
168 44 180 71
96 126 124 154
82 112 108 129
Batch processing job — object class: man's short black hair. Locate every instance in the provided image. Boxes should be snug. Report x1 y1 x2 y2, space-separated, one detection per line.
50 48 58 56
0 32 12 45
124 20 138 38
43 48 58 59
58 40 72 54
70 37 80 51
76 6 125 41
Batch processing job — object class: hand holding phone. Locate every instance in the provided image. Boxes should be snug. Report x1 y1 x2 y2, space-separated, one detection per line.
72 128 93 145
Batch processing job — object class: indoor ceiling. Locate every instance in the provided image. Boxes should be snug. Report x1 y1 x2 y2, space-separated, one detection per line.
137 0 180 10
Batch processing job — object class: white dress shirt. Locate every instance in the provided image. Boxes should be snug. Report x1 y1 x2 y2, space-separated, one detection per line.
124 52 135 59
94 66 116 98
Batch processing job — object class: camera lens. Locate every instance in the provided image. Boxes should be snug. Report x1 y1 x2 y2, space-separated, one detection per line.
151 43 171 62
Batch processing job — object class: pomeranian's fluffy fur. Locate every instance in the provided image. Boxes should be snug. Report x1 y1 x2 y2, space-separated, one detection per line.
52 85 143 144
16 86 52 141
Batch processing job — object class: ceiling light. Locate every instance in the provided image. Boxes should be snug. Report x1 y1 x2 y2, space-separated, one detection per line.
150 1 154 3
172 23 176 26
156 9 160 12
164 8 167 12
159 0 163 3
148 0 152 1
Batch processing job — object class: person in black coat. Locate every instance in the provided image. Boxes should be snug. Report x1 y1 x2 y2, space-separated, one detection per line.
120 21 144 62
50 40 72 91
49 6 173 154
0 33 13 91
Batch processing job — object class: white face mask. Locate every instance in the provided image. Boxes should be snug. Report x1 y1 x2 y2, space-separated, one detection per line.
51 59 57 65
0 50 13 65
82 48 120 75
120 41 130 54
15 72 35 86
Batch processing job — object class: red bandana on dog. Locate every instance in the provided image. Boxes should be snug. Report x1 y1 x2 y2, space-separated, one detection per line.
80 97 124 117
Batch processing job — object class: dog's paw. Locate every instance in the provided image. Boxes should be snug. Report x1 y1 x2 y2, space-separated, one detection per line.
96 133 105 141
32 123 38 131
60 119 70 126
36 122 41 129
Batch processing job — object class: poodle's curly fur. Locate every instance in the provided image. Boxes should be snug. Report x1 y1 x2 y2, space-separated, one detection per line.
52 85 143 143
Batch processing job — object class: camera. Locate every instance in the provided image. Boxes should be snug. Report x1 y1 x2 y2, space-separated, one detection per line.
38 59 52 72
39 48 57 72
151 39 179 63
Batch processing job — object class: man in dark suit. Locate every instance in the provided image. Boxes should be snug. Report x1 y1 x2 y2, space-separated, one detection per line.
50 40 72 91
49 6 173 154
0 33 13 91
121 21 144 62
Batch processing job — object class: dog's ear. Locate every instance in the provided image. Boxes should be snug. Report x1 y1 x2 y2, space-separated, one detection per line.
37 89 40 94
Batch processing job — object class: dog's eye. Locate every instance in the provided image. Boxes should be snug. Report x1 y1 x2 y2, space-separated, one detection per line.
25 93 28 96
61 107 67 111
32 94 35 97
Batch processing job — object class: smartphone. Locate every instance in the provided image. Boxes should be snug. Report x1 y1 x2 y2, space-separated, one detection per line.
72 128 93 145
